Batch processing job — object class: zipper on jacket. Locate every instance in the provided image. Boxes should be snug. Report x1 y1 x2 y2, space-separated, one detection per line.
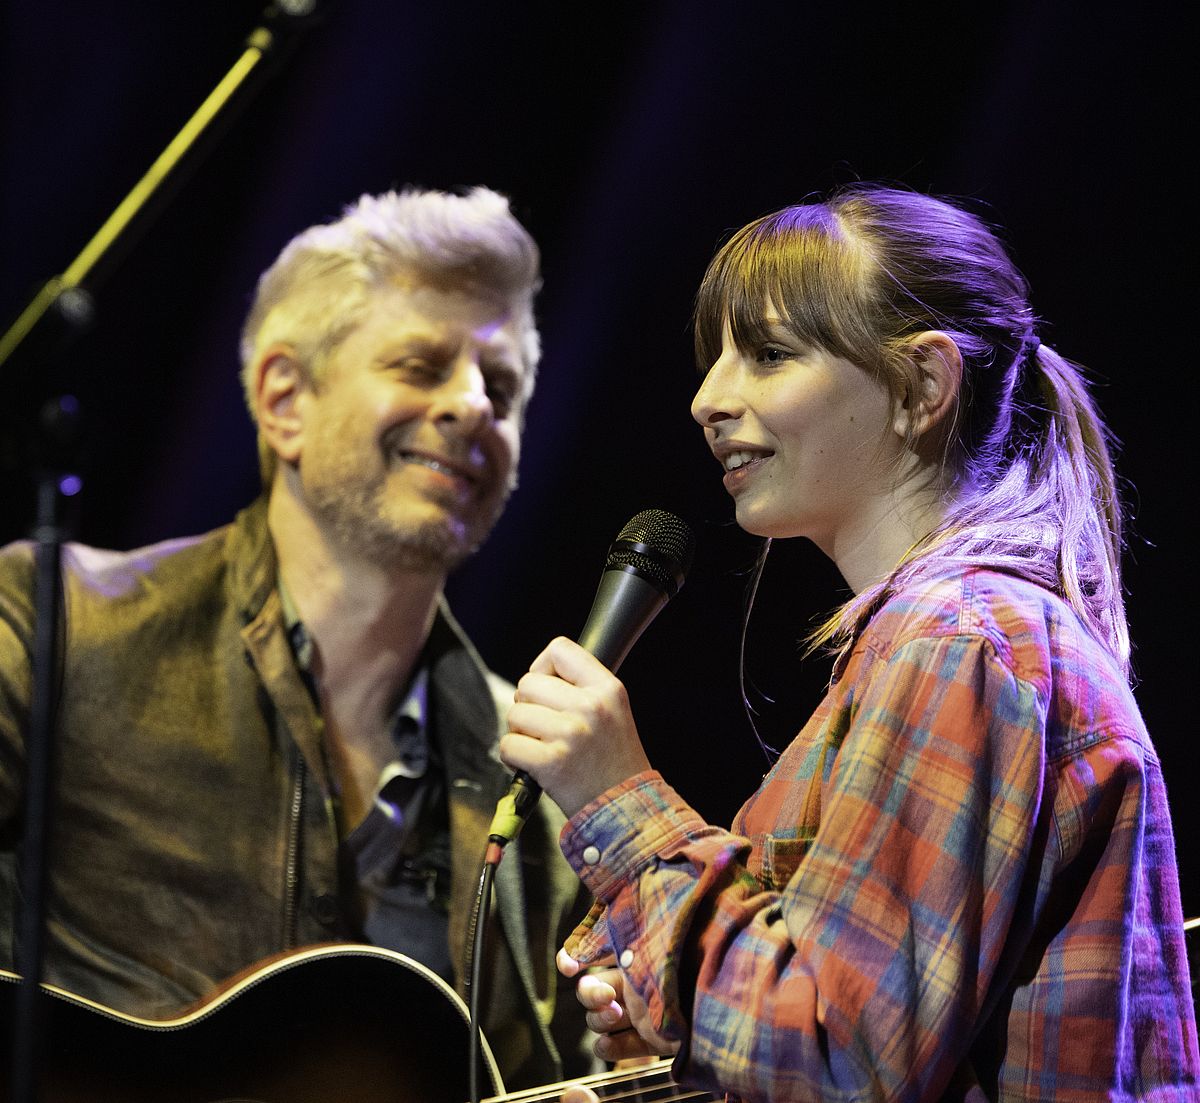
283 754 305 948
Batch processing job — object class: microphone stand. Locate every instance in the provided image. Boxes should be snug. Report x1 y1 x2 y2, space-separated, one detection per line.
0 5 322 1099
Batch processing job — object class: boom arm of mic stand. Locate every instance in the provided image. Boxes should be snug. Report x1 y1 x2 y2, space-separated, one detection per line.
0 2 321 372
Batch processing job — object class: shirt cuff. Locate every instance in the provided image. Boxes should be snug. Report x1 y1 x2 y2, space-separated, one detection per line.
558 770 709 902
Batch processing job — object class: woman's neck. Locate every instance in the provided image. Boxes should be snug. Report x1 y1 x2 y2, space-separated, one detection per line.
829 472 951 594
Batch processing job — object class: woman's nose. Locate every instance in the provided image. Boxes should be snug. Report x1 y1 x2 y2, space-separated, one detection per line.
690 356 743 428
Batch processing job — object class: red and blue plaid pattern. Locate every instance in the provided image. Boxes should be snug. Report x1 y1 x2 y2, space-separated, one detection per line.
562 568 1198 1101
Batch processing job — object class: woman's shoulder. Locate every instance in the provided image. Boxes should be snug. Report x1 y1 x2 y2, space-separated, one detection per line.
865 565 1120 689
856 567 1145 751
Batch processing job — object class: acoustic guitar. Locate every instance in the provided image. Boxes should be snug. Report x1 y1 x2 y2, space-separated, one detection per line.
0 943 712 1103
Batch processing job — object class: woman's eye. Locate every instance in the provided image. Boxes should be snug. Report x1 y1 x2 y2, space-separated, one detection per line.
757 345 791 364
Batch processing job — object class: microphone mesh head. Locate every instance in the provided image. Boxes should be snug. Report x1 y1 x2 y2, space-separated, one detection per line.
606 509 695 594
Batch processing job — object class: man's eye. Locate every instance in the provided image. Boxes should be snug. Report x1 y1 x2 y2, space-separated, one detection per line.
487 381 517 418
390 358 438 380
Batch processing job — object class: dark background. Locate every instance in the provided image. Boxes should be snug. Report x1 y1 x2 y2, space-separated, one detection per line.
2 2 1195 915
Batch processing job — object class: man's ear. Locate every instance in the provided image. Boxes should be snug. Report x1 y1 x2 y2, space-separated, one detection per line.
893 331 962 441
253 344 309 467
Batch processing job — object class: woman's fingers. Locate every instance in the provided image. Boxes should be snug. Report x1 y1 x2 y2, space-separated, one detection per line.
528 636 611 680
574 969 661 1061
560 1088 600 1103
500 639 649 817
577 971 626 1029
593 1027 659 1063
556 947 583 978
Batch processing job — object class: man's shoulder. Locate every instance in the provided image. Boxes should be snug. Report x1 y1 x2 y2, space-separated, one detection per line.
1 520 237 590
67 531 224 591
0 531 225 633
0 539 38 641
0 538 36 594
66 526 241 616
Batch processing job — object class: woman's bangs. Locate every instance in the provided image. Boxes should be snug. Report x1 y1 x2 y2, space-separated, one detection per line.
694 223 801 370
694 210 851 371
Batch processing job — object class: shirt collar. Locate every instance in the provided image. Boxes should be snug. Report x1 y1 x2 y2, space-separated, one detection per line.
278 576 314 671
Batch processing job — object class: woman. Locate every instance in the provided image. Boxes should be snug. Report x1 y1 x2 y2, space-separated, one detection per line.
500 187 1199 1101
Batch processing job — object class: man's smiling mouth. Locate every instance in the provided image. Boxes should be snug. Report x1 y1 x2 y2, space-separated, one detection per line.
399 452 462 477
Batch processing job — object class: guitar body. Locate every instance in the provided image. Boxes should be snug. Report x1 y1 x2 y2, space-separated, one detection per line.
1 944 503 1103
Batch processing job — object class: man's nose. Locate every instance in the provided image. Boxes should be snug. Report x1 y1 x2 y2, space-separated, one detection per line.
432 362 492 432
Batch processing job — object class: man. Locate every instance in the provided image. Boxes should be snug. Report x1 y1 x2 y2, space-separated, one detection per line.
0 187 591 1090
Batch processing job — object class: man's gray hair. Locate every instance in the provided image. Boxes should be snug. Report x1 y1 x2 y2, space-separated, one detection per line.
239 186 542 478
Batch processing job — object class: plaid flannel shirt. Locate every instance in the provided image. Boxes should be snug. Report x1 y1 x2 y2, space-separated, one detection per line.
562 568 1198 1102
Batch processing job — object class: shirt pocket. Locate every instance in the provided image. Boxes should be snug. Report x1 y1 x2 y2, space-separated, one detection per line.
753 832 815 893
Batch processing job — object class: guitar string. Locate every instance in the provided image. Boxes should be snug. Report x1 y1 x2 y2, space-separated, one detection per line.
484 1063 714 1103
489 1084 711 1103
486 1063 670 1102
484 1065 658 1102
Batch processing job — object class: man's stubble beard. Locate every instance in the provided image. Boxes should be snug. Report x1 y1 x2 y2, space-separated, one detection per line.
305 460 513 575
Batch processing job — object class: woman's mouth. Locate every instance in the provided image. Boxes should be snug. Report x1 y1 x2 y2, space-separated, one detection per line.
721 450 771 492
721 450 762 472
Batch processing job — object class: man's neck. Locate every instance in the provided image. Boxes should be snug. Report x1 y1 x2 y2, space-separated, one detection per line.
267 486 451 829
266 487 445 719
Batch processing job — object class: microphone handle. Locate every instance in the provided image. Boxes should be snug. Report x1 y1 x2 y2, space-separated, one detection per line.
487 568 669 846
576 567 670 672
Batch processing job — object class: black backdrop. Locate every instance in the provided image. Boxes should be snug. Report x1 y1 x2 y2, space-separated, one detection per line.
2 2 1195 915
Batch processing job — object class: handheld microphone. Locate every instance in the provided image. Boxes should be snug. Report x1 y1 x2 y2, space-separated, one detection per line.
487 509 695 849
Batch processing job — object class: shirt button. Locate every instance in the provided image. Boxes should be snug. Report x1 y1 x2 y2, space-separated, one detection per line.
619 948 634 969
582 845 601 865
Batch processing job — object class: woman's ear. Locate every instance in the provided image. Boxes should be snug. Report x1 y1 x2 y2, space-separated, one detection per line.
893 331 962 441
252 344 308 467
